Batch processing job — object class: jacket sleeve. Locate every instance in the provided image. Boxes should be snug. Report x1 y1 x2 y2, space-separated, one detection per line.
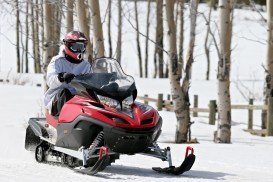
46 58 63 89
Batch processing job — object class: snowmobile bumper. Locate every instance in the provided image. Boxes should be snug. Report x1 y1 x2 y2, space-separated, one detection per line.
104 117 162 154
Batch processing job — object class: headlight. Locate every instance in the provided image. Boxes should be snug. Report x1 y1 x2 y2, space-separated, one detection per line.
122 95 134 108
97 95 121 109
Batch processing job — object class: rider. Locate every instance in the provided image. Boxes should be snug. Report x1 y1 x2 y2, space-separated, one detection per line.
44 31 92 116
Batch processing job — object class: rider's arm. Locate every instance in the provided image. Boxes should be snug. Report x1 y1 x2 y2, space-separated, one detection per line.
46 58 63 89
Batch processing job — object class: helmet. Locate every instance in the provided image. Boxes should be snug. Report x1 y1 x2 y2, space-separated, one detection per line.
63 31 88 61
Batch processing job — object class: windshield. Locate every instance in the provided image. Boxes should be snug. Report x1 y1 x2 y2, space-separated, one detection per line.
71 58 136 100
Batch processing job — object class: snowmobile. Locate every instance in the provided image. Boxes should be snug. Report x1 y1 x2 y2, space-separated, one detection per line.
25 58 195 175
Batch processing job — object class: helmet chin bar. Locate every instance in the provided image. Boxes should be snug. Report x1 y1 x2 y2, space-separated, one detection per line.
77 53 83 60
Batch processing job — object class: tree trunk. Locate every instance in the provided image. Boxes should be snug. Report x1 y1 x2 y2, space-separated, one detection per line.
25 0 29 73
20 20 24 73
41 0 45 73
31 0 40 73
155 0 164 78
204 0 214 80
144 0 151 78
89 0 105 58
107 0 112 57
31 0 36 72
215 0 233 143
52 2 62 56
116 0 122 63
178 0 184 78
165 0 199 143
76 0 93 62
262 0 273 130
166 0 185 143
134 0 143 77
66 0 74 33
35 0 41 73
43 0 55 90
182 0 199 114
16 0 20 73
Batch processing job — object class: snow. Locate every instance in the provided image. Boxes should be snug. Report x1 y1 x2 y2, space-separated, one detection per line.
1 78 273 181
0 1 273 182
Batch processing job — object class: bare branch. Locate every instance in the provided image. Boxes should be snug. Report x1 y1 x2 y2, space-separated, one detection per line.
200 12 221 60
121 3 169 55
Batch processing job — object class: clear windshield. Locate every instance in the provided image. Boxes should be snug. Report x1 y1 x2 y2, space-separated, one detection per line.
91 58 134 90
72 58 136 99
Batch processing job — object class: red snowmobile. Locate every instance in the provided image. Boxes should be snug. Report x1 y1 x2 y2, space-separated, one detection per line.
25 58 195 175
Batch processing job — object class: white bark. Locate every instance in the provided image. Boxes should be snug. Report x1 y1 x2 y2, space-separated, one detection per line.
116 0 122 63
178 0 184 78
52 1 62 56
76 0 93 61
134 0 143 77
107 0 112 57
43 0 54 67
155 0 164 78
31 0 41 73
144 0 151 78
166 0 199 143
89 0 105 58
43 0 55 91
166 0 184 143
262 0 273 129
25 0 29 73
65 0 74 33
204 0 214 80
216 0 233 143
16 0 20 73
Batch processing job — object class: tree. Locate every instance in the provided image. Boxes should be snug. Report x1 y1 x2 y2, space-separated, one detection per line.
144 0 151 78
89 0 105 58
262 0 273 129
65 0 74 33
76 0 93 61
116 0 122 63
166 0 199 143
107 0 113 57
204 0 214 80
177 0 184 78
15 0 20 73
52 1 62 56
154 0 164 78
215 0 234 143
31 0 41 73
25 0 29 73
134 0 143 77
43 0 55 90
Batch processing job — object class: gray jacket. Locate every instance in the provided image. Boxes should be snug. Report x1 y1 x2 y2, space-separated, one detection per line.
44 50 91 111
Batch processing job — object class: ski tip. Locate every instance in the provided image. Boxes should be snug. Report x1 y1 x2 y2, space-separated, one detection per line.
152 154 195 175
73 155 110 175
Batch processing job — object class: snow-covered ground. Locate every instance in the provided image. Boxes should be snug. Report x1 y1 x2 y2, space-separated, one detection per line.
1 79 273 182
0 1 273 182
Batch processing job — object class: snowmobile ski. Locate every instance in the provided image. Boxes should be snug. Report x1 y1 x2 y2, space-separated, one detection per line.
74 155 110 175
152 146 195 175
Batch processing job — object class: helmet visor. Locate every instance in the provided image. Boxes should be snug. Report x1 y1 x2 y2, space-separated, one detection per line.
69 42 86 53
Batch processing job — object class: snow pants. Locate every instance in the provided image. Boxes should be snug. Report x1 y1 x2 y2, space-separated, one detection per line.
51 88 73 116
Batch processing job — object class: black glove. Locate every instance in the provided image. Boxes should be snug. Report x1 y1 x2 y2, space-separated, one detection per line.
58 72 75 83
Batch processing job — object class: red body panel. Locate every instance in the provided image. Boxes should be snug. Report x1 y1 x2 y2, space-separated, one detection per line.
47 95 159 129
46 112 58 128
